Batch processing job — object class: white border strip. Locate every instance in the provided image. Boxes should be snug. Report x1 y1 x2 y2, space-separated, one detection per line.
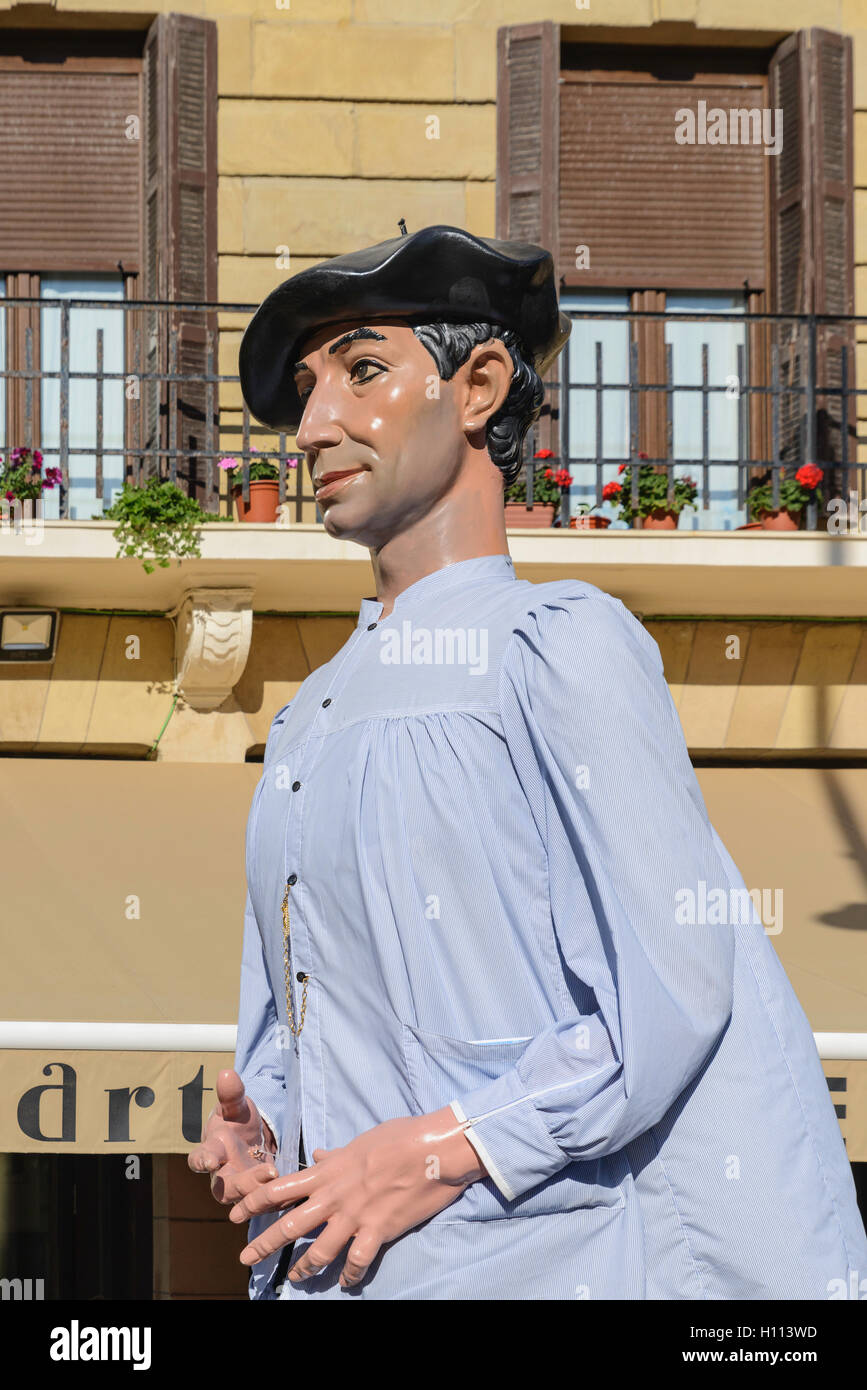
0 1023 866 1060
0 1022 237 1051
813 1033 867 1060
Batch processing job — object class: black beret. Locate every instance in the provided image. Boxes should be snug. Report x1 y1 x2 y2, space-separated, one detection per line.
238 223 571 431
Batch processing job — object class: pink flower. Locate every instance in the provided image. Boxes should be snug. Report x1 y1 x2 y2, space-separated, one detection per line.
218 457 238 471
4 489 14 501
33 449 43 465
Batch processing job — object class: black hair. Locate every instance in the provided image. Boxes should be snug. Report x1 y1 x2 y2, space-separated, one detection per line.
410 321 544 488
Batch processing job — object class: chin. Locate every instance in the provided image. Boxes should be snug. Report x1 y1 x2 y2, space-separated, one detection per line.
319 503 372 543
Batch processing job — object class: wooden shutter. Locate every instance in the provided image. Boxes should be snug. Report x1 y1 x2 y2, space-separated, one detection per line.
496 22 559 250
769 29 854 496
141 15 217 505
496 22 561 460
558 61 768 291
0 51 141 273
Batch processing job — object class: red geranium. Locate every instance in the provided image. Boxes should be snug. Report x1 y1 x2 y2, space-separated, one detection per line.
795 464 822 490
534 449 555 460
602 480 622 500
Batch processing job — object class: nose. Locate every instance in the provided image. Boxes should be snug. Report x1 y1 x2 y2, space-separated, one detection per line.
295 379 345 455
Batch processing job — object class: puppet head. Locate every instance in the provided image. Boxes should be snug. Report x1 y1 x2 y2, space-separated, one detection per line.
239 224 570 543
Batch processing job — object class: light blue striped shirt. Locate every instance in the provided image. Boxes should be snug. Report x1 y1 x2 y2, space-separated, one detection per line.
235 553 867 1299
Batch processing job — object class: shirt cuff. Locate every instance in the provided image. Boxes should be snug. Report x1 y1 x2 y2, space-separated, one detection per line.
448 1066 568 1203
242 1082 281 1153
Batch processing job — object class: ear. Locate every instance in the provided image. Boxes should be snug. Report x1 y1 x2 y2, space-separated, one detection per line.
460 339 514 437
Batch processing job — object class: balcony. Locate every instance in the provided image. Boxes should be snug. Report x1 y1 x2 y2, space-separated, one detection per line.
0 297 864 534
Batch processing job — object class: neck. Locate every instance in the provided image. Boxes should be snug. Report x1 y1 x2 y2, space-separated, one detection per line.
369 459 510 618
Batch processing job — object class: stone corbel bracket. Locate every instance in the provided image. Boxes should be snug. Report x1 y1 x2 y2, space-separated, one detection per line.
174 587 255 712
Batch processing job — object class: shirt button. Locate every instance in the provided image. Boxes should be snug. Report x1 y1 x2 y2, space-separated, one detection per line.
321 698 331 707
367 622 377 631
292 781 301 791
296 972 307 983
287 873 297 886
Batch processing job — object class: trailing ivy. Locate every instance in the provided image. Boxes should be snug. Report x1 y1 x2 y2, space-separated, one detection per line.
101 476 231 574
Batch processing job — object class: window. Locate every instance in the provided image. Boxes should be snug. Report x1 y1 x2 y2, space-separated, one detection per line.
497 24 856 528
665 292 747 530
0 20 217 516
40 276 126 520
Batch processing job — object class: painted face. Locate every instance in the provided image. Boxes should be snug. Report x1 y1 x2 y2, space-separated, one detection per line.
292 318 471 547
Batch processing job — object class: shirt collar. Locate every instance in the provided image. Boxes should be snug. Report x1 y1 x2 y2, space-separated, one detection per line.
356 553 516 627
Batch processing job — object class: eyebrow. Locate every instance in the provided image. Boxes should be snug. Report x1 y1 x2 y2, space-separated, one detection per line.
292 327 388 378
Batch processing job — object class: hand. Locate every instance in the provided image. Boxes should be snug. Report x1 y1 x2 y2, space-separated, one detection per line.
229 1105 487 1288
188 1068 279 1205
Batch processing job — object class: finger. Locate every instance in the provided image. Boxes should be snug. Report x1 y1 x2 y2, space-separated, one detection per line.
228 1158 305 1204
211 1161 278 1206
239 1200 328 1266
229 1168 315 1222
189 1135 228 1173
286 1220 354 1284
311 1148 328 1162
338 1229 381 1289
215 1069 248 1124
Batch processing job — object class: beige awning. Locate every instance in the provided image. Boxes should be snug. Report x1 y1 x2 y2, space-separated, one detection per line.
1 759 259 1151
696 767 867 1034
1 760 865 1153
2 759 260 1024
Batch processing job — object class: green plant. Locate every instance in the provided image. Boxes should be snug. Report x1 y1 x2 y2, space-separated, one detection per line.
504 450 572 507
220 451 299 484
101 476 213 574
746 464 823 521
603 458 698 523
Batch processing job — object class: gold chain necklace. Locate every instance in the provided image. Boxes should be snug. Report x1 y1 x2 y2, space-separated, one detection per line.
281 879 308 1036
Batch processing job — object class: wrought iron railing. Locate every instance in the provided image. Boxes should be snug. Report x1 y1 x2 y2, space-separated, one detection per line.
0 297 319 522
523 309 865 531
1 299 864 529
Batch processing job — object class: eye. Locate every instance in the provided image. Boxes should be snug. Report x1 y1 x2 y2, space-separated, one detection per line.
296 356 384 405
350 357 385 386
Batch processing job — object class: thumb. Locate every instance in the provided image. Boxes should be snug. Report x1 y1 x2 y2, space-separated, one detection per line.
216 1069 249 1124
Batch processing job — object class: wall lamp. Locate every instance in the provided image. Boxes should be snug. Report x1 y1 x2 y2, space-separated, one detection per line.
0 609 59 662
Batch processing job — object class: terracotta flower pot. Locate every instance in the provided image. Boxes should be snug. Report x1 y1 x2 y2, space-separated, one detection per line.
758 507 802 531
504 502 558 529
233 480 280 522
637 508 679 530
569 514 611 530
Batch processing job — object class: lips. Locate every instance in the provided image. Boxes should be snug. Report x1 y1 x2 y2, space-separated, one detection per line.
314 468 365 490
313 466 368 501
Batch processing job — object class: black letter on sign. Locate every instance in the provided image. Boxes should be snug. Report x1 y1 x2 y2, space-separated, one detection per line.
17 1062 77 1142
179 1065 213 1143
105 1085 155 1142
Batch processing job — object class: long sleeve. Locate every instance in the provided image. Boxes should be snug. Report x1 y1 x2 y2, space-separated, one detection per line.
233 888 286 1147
450 588 737 1202
233 704 292 1147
